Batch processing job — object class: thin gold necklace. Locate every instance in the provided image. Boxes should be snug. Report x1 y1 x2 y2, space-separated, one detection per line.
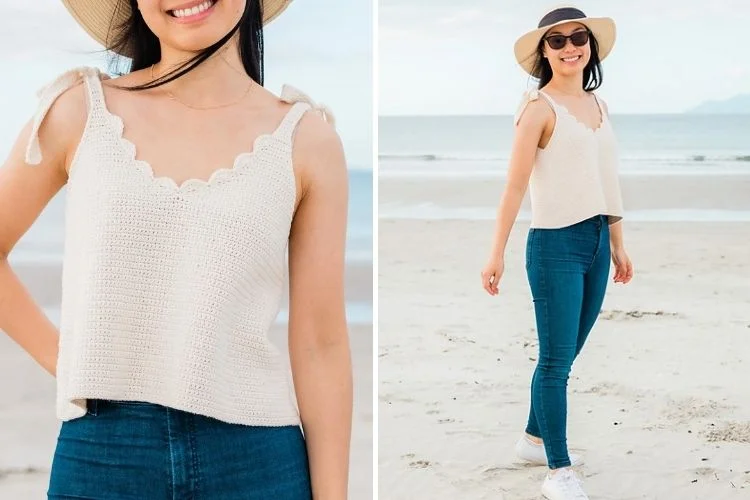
150 64 252 110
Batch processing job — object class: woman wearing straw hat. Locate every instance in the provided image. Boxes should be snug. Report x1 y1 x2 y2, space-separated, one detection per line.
0 1 352 498
481 5 633 499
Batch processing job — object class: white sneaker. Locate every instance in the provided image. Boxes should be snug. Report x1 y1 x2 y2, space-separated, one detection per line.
541 468 589 500
514 436 584 467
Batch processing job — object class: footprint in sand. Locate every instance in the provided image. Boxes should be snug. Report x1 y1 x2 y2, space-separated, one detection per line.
437 329 478 345
378 392 416 404
692 466 718 477
600 309 683 321
400 453 437 469
663 397 735 425
703 421 750 444
0 466 48 479
578 381 630 397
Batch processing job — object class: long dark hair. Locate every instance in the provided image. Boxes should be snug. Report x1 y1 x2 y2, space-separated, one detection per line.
108 0 264 90
530 30 603 92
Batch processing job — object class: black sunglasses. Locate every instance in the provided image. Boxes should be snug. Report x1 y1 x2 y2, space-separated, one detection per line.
544 30 590 50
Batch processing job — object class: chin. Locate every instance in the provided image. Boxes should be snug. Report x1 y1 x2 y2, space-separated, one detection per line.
566 65 585 77
170 32 227 52
552 65 582 78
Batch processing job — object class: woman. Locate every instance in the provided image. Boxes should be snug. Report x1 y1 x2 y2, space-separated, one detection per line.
481 6 633 500
0 0 352 498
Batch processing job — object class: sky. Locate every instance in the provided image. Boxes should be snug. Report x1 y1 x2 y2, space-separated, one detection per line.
0 0 373 167
379 0 750 115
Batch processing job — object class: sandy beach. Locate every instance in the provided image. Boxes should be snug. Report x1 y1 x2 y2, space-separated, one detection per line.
378 174 750 499
0 262 373 498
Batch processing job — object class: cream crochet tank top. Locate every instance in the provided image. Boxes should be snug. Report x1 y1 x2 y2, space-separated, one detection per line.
515 89 624 229
26 66 334 425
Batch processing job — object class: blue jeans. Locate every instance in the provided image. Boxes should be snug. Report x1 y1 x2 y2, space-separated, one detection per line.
524 215 611 469
48 399 312 499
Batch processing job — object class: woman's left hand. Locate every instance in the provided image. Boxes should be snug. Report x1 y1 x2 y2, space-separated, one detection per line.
611 247 633 284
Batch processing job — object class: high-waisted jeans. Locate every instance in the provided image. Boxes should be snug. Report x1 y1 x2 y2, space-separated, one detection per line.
524 214 611 469
47 399 312 499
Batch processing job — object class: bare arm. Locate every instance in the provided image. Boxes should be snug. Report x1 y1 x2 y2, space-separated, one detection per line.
482 97 552 294
0 81 86 376
609 220 624 251
288 113 352 499
489 100 550 255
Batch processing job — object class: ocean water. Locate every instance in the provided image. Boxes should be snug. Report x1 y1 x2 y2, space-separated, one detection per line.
380 114 750 223
380 114 750 177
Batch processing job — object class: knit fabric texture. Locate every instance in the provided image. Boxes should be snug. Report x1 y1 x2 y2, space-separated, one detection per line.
26 66 332 425
515 89 624 229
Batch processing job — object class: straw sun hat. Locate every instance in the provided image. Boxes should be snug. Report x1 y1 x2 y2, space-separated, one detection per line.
514 5 616 76
61 0 293 58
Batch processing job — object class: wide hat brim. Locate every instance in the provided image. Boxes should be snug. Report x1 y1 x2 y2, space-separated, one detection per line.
514 13 616 77
61 0 293 58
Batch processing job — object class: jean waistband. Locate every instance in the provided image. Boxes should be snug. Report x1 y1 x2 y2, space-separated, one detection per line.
580 214 607 227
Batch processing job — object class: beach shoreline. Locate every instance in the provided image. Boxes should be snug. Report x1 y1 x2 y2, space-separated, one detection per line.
379 174 750 213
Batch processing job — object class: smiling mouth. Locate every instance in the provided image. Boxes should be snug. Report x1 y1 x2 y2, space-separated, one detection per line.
168 0 218 18
561 55 581 63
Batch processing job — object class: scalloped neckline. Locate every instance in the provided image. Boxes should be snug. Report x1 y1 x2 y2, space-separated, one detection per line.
539 90 605 134
96 92 300 193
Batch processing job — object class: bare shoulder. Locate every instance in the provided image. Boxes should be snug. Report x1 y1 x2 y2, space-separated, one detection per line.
37 79 90 169
525 94 555 120
515 91 554 129
294 110 341 154
291 109 346 184
99 70 151 104
45 79 88 125
601 99 610 115
592 92 609 115
101 69 147 91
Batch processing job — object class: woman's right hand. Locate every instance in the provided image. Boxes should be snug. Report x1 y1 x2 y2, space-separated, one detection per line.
481 256 505 296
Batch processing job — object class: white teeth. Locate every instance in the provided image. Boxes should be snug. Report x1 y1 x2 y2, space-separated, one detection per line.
562 56 580 62
172 0 214 18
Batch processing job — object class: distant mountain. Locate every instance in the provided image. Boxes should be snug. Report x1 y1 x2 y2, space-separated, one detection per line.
687 94 750 114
